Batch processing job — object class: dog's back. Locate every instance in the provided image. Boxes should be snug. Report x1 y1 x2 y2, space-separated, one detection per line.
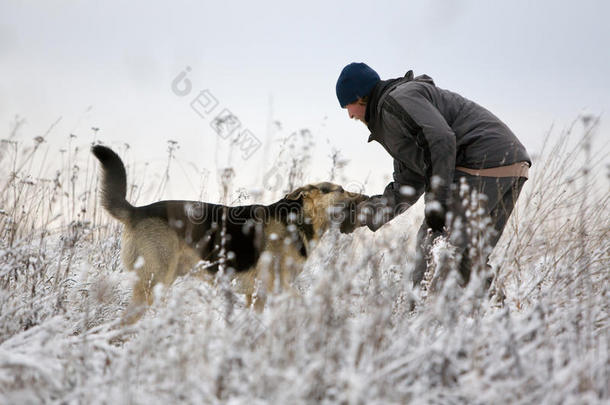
92 145 306 273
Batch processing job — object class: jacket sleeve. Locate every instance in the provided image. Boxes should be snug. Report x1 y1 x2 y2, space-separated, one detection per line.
387 85 456 206
359 159 425 232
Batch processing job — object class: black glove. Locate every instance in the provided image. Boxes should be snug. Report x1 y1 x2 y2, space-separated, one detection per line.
425 201 446 233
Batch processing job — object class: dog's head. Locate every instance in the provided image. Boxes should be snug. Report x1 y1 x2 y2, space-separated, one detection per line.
284 182 368 238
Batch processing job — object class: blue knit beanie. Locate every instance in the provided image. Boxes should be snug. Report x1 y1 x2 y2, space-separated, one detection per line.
335 62 380 108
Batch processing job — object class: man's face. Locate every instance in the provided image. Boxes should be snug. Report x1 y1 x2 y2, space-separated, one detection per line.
346 100 367 124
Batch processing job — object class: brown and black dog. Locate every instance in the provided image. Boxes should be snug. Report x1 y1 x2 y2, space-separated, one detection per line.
92 145 367 321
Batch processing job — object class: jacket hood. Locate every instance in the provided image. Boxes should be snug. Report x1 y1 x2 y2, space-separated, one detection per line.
365 70 435 135
407 70 435 86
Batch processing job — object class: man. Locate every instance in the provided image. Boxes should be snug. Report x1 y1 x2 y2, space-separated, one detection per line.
336 62 530 287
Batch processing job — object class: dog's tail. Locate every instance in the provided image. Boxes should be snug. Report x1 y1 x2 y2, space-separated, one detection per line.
91 145 134 223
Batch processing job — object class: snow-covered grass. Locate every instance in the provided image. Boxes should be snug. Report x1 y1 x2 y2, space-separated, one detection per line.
1 121 608 404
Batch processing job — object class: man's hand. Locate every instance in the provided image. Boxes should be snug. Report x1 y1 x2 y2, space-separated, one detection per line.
350 198 393 232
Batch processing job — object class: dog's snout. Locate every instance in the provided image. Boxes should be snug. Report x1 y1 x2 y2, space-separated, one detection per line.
349 192 369 204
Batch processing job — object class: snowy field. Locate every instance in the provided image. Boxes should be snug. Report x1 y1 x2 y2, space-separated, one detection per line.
1 124 608 404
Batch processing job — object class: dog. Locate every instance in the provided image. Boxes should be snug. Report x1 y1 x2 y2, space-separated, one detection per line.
92 145 368 321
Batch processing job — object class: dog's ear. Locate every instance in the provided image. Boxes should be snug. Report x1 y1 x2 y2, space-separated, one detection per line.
285 185 314 201
285 188 303 201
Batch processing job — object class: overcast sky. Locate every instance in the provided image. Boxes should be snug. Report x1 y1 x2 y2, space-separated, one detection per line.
1 0 608 199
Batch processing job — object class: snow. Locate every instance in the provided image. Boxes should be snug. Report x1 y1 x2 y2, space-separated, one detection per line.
0 136 608 404
425 200 443 215
399 185 416 197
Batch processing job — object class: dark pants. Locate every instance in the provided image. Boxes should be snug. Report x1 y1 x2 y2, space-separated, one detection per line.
413 172 527 286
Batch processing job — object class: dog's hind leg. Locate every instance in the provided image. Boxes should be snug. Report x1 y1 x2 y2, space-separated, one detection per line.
122 249 164 324
121 220 181 324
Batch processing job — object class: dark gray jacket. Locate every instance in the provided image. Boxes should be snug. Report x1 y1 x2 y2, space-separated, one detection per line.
363 71 530 231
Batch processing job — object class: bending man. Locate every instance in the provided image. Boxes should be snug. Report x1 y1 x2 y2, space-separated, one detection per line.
336 62 530 286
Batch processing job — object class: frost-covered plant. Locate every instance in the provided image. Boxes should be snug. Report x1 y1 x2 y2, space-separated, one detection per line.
0 120 608 404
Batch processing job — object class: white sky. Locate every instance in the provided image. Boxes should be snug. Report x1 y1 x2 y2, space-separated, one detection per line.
1 0 609 200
